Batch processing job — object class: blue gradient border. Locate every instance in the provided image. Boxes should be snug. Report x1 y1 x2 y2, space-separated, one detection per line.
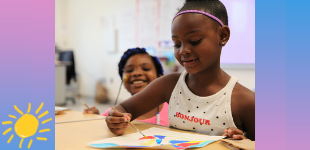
256 0 286 149
0 0 55 150
286 0 310 149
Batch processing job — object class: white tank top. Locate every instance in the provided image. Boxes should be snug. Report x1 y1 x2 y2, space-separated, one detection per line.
168 70 238 136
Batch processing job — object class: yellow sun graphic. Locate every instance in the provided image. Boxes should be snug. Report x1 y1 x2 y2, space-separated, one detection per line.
2 102 52 149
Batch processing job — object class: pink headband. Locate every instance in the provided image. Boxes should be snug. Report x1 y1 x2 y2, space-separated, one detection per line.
173 10 224 27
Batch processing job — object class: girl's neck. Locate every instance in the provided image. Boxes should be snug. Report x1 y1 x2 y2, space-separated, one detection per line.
187 62 229 87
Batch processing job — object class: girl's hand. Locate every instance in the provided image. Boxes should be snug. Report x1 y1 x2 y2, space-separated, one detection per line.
83 106 100 115
105 109 132 135
222 127 247 140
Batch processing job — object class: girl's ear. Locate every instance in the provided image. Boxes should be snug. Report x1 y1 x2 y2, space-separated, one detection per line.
219 25 230 46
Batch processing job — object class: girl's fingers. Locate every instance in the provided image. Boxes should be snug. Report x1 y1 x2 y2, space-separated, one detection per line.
83 107 99 114
227 127 243 135
91 109 98 114
106 122 129 129
224 128 228 133
232 134 246 140
83 108 89 113
223 127 245 139
110 128 126 136
108 110 129 118
105 111 132 135
124 113 132 121
105 115 128 123
107 123 130 135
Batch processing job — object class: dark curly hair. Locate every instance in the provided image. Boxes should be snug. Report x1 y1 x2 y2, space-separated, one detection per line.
118 47 164 79
177 0 228 26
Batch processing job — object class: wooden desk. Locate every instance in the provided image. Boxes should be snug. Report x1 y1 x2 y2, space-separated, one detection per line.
55 110 105 124
55 120 230 150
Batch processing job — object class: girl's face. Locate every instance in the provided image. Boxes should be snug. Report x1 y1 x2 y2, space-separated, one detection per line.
171 13 224 74
122 54 158 95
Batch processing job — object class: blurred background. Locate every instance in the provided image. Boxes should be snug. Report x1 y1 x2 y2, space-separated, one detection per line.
55 0 255 112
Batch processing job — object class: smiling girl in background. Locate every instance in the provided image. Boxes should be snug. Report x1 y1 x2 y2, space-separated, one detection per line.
84 48 169 126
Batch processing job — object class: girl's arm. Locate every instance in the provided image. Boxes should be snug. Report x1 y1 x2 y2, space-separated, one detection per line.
225 83 255 141
231 84 255 141
241 93 255 141
105 73 180 135
120 73 180 120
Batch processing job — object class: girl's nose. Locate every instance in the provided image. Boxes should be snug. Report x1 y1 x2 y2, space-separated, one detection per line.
132 69 142 77
179 45 191 56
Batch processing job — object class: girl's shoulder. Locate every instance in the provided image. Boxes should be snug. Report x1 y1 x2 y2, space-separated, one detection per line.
155 73 182 102
161 72 182 81
158 72 182 88
231 83 255 114
232 83 255 102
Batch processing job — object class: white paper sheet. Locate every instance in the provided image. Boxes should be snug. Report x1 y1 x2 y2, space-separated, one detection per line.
55 106 69 111
88 127 224 149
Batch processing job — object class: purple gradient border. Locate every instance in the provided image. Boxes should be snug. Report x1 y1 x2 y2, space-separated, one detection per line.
3 0 309 149
0 0 55 150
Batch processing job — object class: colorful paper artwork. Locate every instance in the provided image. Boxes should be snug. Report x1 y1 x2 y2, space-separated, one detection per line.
87 127 224 149
139 136 156 140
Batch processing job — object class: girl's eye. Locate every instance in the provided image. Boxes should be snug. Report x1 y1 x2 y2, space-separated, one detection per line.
174 44 181 48
125 69 133 73
143 68 150 71
190 39 202 45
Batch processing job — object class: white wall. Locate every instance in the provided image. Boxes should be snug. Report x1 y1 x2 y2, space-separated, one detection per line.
55 0 255 103
55 0 68 49
56 0 134 102
223 68 255 91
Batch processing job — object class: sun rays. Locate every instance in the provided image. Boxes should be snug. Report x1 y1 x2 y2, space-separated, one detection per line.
41 118 52 124
8 115 16 119
2 102 52 149
38 111 49 119
36 102 43 114
2 121 12 125
7 134 14 143
39 129 50 133
14 105 24 115
3 127 12 135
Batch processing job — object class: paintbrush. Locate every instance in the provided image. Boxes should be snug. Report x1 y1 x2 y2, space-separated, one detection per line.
79 99 89 109
110 106 147 139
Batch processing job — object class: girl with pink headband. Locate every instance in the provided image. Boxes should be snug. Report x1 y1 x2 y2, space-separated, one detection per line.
105 0 255 141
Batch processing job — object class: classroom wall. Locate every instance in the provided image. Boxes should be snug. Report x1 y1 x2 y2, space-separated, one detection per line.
223 68 255 91
55 0 255 103
55 0 134 102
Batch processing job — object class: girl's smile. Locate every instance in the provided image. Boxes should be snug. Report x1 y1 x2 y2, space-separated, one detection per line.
123 54 157 95
130 79 148 88
182 57 199 67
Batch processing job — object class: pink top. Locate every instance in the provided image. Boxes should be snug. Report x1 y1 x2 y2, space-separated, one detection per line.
102 102 169 126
